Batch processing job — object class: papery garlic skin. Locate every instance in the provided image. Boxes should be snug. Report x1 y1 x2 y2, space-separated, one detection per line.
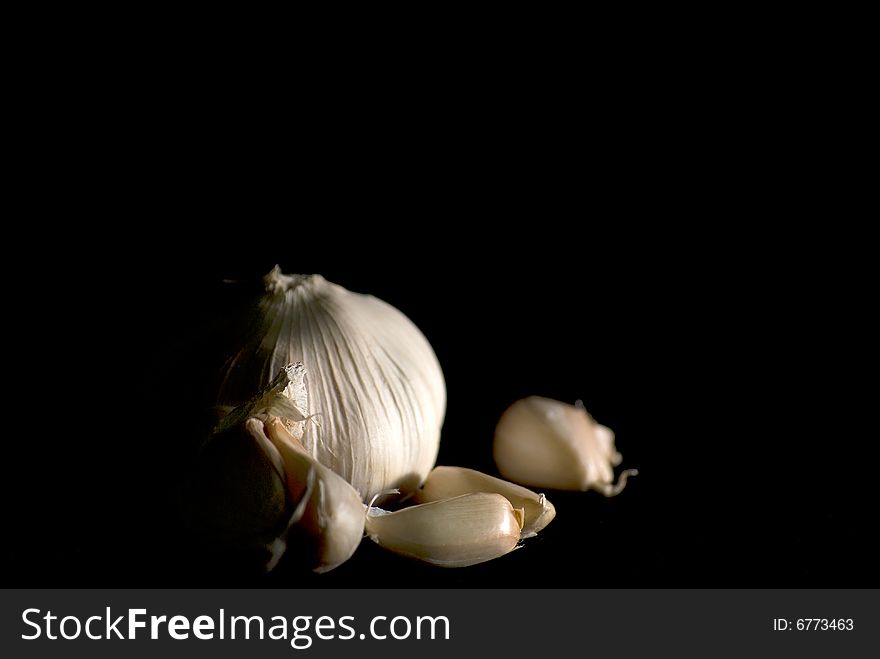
494 396 637 495
217 268 446 501
366 493 524 568
416 466 555 538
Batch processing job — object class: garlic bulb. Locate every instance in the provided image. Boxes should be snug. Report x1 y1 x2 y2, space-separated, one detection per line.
416 466 555 538
494 396 637 495
217 267 446 500
365 493 524 567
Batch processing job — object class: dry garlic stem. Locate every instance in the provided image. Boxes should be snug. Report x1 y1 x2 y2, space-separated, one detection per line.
494 396 637 495
250 417 365 573
416 466 555 538
365 493 524 568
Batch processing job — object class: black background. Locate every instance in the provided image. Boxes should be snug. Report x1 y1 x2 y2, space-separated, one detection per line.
14 217 875 590
6 55 875 590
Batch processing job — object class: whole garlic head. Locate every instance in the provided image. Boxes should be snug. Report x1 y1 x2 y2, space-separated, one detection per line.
217 267 446 500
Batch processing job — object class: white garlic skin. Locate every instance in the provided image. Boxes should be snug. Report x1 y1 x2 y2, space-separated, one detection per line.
218 269 446 501
494 396 636 495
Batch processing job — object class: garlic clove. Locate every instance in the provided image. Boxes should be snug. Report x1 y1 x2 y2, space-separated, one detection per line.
365 493 524 568
253 417 365 573
183 418 291 572
493 396 637 495
415 466 555 538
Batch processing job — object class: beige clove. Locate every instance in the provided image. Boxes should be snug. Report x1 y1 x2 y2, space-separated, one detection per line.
365 493 524 567
494 396 637 495
416 466 555 538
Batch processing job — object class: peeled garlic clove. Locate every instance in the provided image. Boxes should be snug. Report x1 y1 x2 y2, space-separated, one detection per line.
252 417 365 573
415 466 555 538
216 268 446 501
365 493 524 567
494 396 637 495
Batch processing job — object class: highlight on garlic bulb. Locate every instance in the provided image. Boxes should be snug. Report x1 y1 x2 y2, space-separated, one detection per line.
494 396 637 495
216 267 446 501
416 466 556 538
365 493 524 567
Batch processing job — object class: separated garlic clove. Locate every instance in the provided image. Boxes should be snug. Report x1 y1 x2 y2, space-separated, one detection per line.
494 396 637 495
365 493 524 568
415 466 555 538
248 417 366 573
